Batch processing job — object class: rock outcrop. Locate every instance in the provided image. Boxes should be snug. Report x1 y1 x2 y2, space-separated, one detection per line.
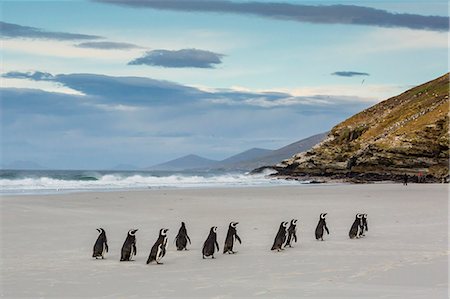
274 73 449 183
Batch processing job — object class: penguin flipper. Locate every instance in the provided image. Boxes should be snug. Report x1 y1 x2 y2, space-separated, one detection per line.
186 234 191 244
105 242 109 253
133 243 137 255
235 234 242 244
325 226 330 235
215 240 220 252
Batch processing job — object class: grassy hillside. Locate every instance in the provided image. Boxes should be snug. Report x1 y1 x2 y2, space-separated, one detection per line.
276 73 449 182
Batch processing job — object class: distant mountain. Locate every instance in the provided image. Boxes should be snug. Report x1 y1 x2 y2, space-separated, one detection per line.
219 148 272 165
146 154 218 171
146 133 327 171
275 73 449 183
2 160 47 170
234 132 328 170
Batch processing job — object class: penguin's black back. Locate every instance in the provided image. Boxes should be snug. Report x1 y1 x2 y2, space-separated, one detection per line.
175 224 188 250
285 222 296 246
202 230 217 256
223 226 236 252
147 235 166 264
121 235 136 261
271 223 287 250
315 219 325 240
349 218 360 239
93 231 107 257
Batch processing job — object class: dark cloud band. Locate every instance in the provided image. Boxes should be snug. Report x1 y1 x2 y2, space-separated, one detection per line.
75 41 142 50
2 70 371 110
95 0 449 32
0 21 102 40
128 49 224 68
331 71 370 77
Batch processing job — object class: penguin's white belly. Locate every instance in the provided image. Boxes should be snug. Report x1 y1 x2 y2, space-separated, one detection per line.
156 244 163 261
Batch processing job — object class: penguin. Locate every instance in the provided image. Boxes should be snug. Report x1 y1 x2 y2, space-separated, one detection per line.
349 213 363 239
120 229 138 261
359 213 368 237
175 222 191 251
202 226 219 259
223 222 242 254
92 228 108 259
285 219 298 247
147 228 169 264
315 213 329 241
271 221 289 251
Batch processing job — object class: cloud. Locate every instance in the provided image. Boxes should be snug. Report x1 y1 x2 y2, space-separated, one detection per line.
331 71 370 77
2 71 206 105
128 48 224 68
2 71 54 81
0 21 102 40
2 71 373 111
2 71 376 168
74 41 142 50
95 0 449 32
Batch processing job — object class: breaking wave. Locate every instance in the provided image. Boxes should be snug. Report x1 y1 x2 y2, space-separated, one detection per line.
0 169 305 195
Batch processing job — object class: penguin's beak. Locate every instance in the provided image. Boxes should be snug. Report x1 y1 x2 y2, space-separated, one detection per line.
96 228 101 233
133 229 138 233
234 222 239 225
164 229 169 233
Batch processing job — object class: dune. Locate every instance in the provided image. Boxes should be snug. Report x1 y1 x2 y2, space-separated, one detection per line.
0 184 447 298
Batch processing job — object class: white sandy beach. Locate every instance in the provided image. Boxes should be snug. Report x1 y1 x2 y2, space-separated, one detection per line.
0 184 448 298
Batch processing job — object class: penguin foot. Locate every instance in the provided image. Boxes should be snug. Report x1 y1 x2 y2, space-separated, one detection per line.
202 256 205 259
212 256 215 259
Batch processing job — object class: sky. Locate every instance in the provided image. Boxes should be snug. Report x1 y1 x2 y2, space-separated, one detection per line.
0 0 448 169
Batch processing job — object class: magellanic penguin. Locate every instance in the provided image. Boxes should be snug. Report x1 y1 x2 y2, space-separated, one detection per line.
120 229 138 261
271 221 289 251
175 222 191 251
202 226 219 259
147 228 169 264
315 213 329 241
285 219 298 247
359 213 368 237
92 228 108 259
349 214 363 239
223 222 242 254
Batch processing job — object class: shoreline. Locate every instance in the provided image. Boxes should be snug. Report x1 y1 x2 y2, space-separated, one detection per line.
0 179 328 197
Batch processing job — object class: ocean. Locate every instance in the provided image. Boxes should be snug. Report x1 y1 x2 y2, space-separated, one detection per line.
0 169 306 195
